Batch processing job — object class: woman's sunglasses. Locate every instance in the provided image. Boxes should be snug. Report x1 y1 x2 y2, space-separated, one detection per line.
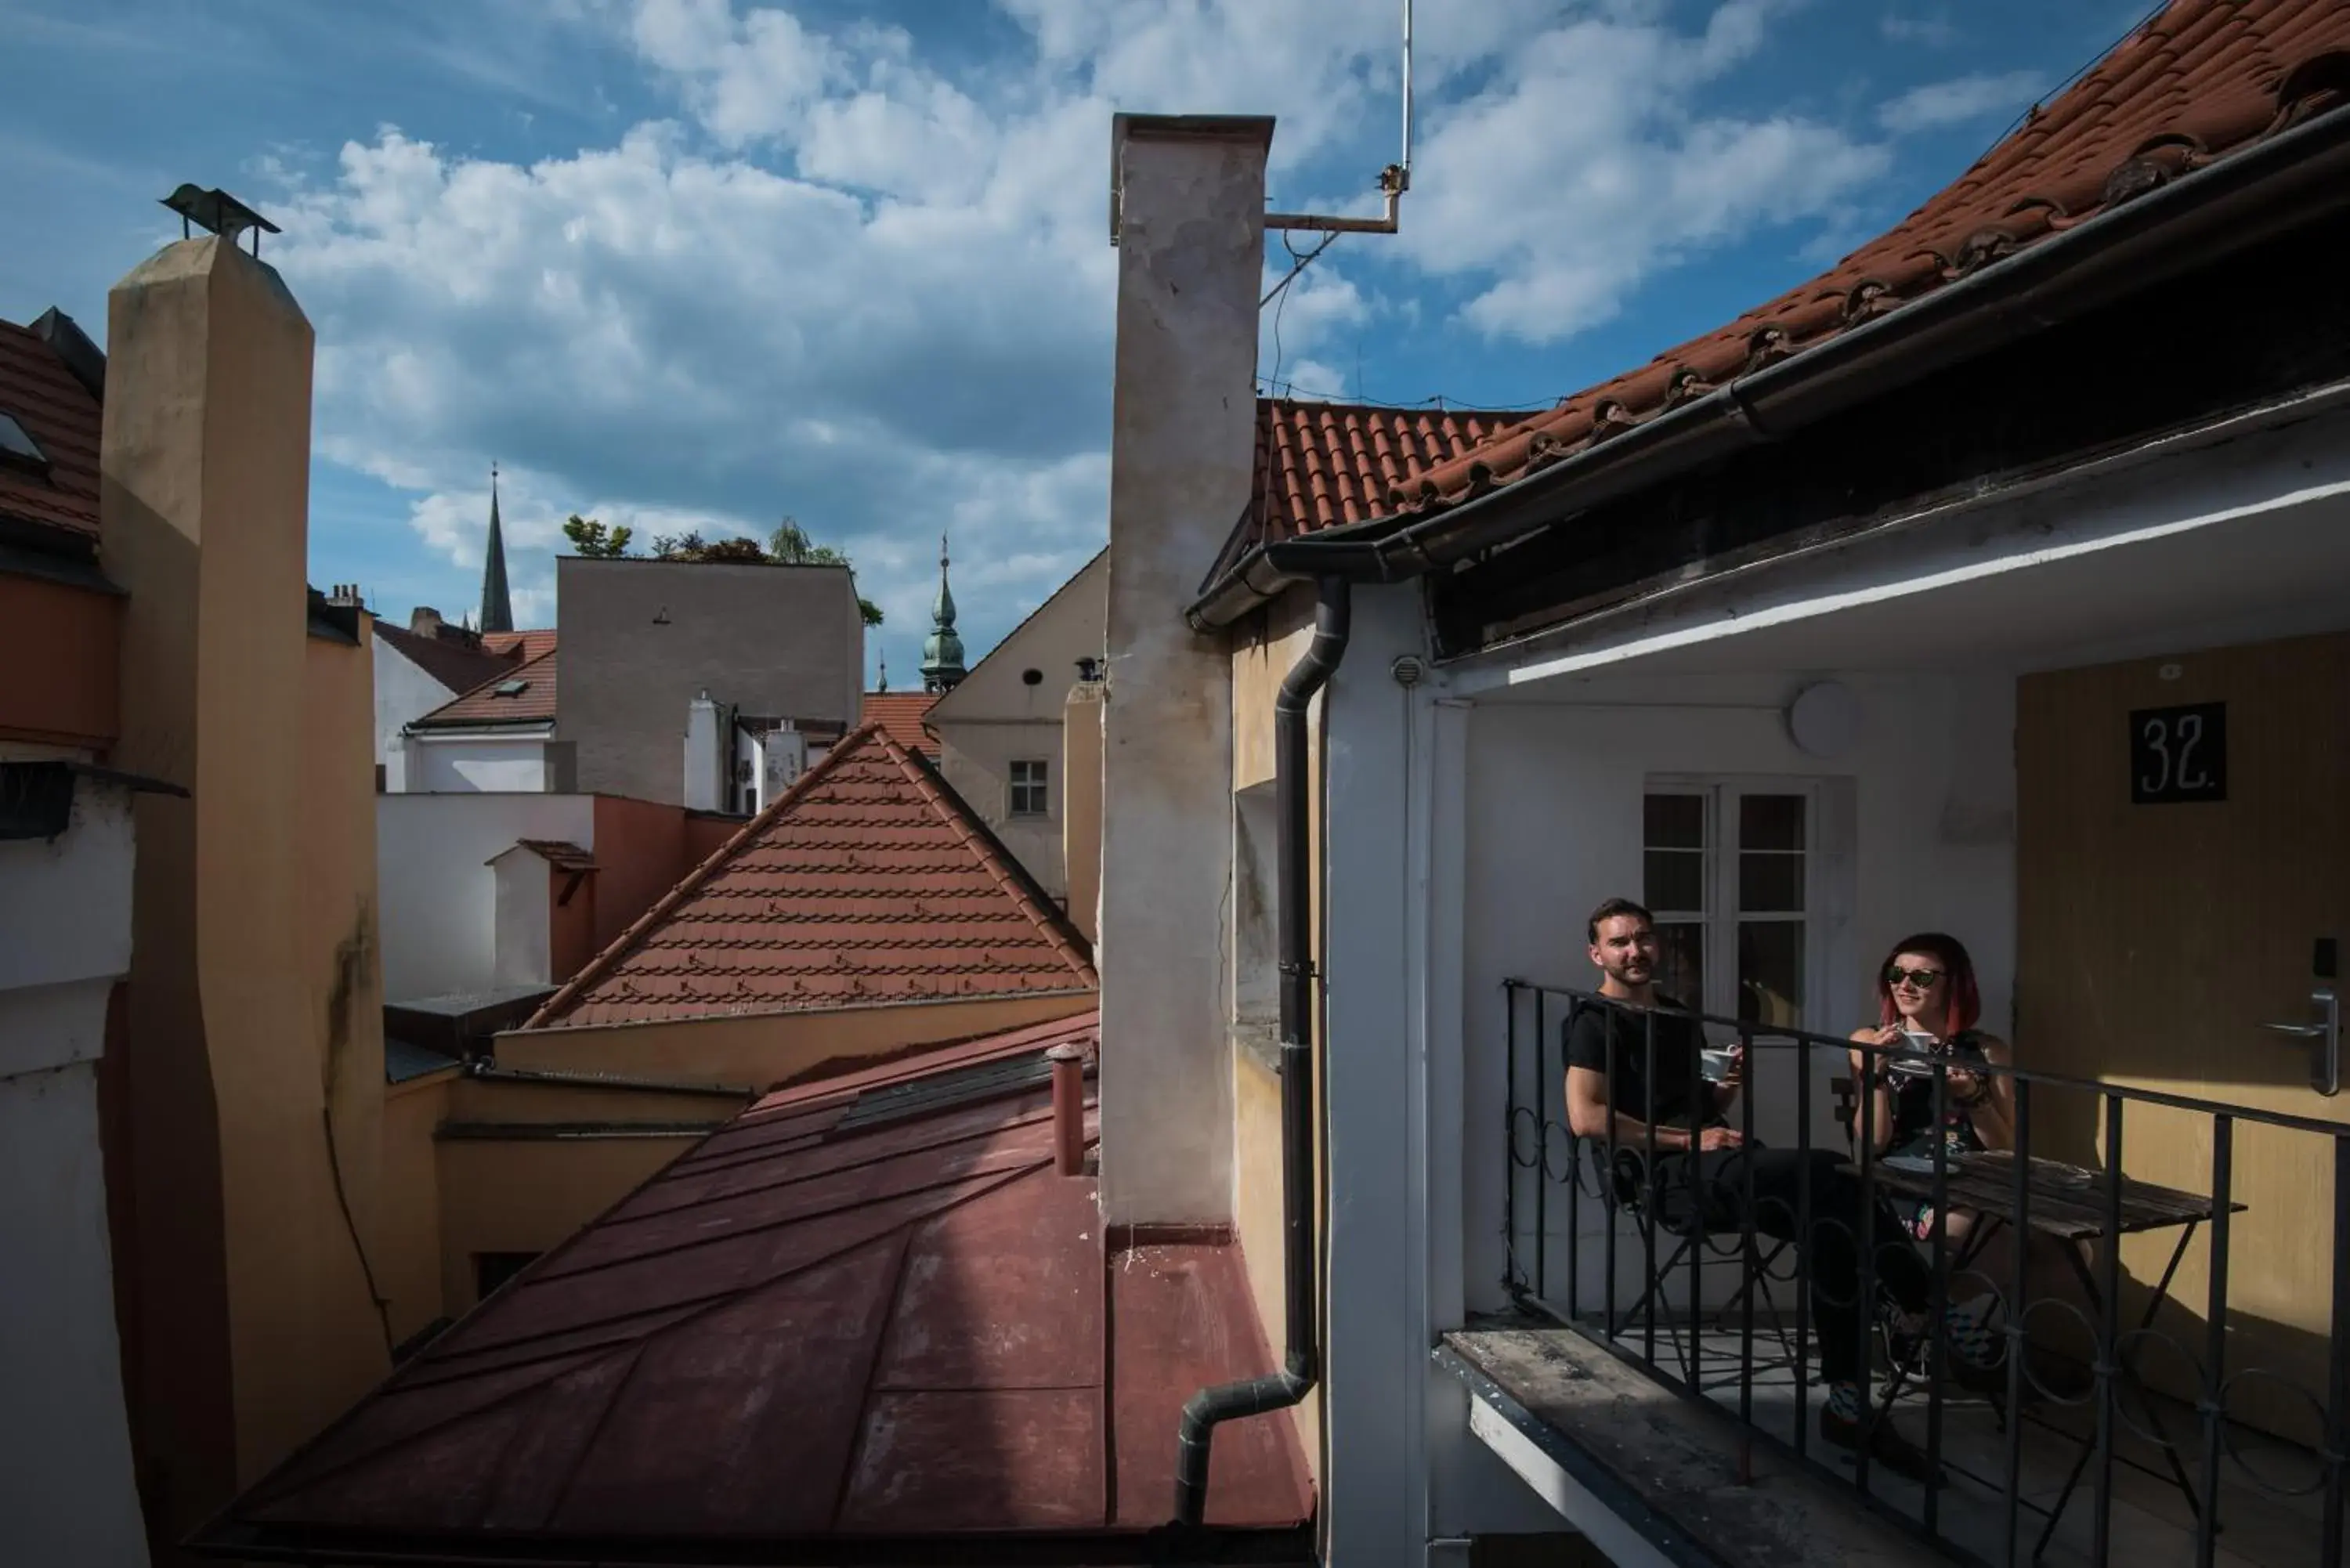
1886 966 1945 990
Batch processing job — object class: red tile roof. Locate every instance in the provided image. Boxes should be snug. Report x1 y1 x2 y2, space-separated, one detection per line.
374 620 527 697
484 627 559 663
205 1010 1314 1556
494 839 597 873
525 724 1097 1029
859 690 936 755
0 319 102 542
1216 399 1526 578
1276 0 2350 532
409 646 559 730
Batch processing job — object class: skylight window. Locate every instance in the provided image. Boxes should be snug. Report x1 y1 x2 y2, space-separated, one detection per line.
0 412 49 475
493 679 530 698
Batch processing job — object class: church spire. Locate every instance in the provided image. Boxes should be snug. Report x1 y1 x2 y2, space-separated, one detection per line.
478 461 514 634
918 530 967 693
876 652 890 694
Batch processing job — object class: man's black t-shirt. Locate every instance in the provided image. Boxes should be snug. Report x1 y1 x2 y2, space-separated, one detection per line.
1563 995 1716 1130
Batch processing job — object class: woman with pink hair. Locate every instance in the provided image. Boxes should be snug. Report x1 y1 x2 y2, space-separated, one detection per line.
1847 933 2016 1245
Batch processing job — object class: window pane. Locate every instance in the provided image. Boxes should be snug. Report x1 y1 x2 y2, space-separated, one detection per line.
1655 921 1704 1011
1737 851 1804 913
1739 793 1805 851
1644 793 1705 849
1643 848 1705 915
1737 921 1804 1028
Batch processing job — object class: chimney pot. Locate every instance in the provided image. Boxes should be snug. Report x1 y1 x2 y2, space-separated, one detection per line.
1046 1042 1088 1178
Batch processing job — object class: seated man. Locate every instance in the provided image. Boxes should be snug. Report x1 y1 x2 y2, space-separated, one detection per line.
1564 897 1961 1480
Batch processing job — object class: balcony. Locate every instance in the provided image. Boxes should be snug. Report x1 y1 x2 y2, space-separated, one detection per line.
1444 983 2348 1568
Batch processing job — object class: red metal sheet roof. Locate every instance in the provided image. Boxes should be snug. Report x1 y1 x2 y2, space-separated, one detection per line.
1251 0 2350 537
0 319 102 542
526 724 1096 1028
205 1010 1314 1559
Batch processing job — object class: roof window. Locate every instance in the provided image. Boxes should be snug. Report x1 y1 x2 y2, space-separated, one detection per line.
0 412 49 475
494 679 530 697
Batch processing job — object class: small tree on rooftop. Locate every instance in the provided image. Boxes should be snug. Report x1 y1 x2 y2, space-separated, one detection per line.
562 514 634 558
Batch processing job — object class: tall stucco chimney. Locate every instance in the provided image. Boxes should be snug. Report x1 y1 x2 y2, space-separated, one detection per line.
1096 115 1272 1225
101 230 391 1545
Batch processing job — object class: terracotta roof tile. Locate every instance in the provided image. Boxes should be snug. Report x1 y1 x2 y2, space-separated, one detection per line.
1212 399 1526 580
525 724 1097 1028
0 319 101 541
1285 0 2350 531
374 620 531 697
859 691 937 755
494 839 597 873
409 646 559 730
483 627 558 663
204 1009 1313 1553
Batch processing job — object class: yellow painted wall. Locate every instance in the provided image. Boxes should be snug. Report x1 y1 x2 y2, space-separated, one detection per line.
497 990 1097 1089
103 236 396 1544
1232 591 1315 793
436 1136 700 1314
1226 582 1325 1476
444 1076 750 1127
378 1072 454 1345
1063 681 1104 945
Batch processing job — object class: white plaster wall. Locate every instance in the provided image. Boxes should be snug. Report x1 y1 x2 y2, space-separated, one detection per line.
939 723 1068 898
378 793 595 999
1460 668 2018 1316
0 782 150 1566
373 638 458 790
931 552 1107 901
492 853 555 988
1320 587 1566 1560
408 735 551 793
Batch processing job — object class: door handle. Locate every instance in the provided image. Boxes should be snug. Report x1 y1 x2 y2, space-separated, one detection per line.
2262 986 2341 1096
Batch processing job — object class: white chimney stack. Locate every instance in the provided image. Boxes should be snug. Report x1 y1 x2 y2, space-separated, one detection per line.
682 690 725 811
1096 114 1272 1225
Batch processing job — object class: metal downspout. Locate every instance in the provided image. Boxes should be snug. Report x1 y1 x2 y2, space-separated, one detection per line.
1172 577 1352 1527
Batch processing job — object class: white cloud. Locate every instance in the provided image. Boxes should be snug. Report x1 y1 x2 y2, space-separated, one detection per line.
1877 69 2045 135
1397 4 1889 343
258 0 1913 665
1880 13 1959 47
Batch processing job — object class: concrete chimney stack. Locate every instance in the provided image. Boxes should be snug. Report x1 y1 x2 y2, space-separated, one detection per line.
1096 115 1272 1225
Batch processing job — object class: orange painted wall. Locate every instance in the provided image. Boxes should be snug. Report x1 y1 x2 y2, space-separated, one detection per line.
547 865 599 984
0 572 120 749
682 809 744 866
589 793 689 952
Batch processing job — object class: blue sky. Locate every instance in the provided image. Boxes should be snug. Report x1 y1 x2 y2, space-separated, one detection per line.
2 0 2146 682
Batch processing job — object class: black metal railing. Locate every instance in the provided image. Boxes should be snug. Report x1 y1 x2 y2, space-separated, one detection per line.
1499 979 2350 1568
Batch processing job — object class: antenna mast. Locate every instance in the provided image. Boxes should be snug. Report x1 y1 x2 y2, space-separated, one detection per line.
1266 0 1413 235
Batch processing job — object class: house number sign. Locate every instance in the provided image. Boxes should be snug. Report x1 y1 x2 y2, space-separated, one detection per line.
2131 702 2227 804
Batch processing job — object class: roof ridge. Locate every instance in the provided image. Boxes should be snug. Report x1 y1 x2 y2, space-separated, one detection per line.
522 720 891 1029
869 729 1099 989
